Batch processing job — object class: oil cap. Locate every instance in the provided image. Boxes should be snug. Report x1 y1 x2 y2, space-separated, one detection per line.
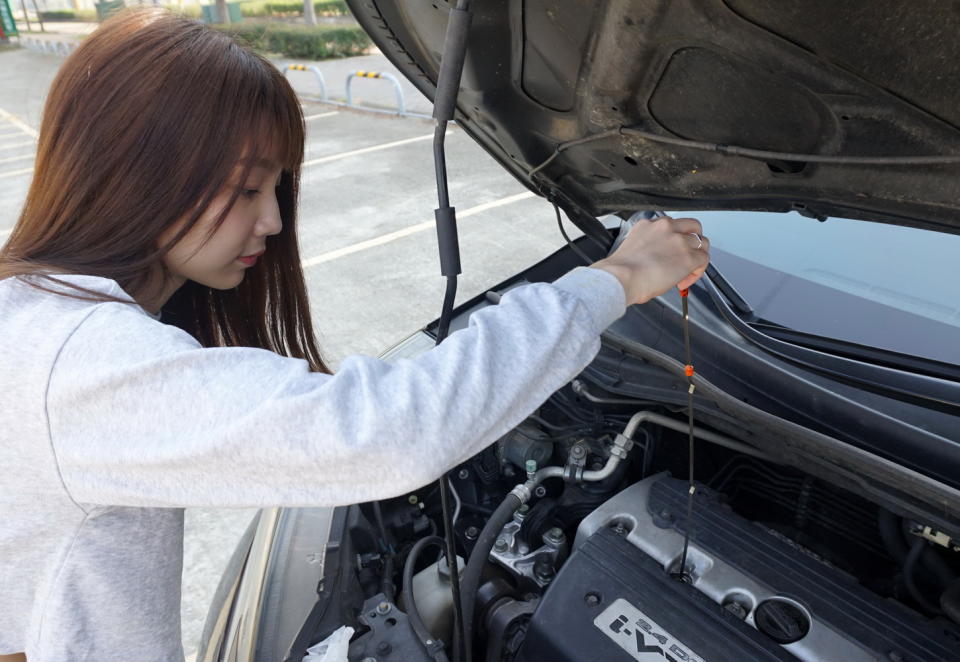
754 598 811 644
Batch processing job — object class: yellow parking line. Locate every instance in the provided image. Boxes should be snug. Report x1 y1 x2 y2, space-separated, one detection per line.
0 167 34 180
0 107 39 139
304 111 339 121
0 153 34 165
301 191 535 268
302 133 434 168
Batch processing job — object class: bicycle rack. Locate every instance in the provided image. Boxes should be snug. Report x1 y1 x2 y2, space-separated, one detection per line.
345 70 408 115
283 63 329 103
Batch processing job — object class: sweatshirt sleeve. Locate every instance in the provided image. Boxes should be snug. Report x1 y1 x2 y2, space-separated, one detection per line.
46 267 625 508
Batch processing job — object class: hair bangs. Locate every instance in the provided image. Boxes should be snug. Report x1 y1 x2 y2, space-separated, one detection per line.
236 54 305 177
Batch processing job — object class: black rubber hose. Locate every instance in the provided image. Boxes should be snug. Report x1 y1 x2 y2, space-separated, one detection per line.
460 493 523 658
905 538 942 615
921 545 957 588
372 502 395 603
381 554 396 605
878 511 909 563
941 578 960 625
898 518 956 588
403 535 450 662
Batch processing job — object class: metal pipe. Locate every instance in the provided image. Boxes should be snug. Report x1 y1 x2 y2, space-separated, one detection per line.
573 382 772 461
346 70 406 115
283 64 328 102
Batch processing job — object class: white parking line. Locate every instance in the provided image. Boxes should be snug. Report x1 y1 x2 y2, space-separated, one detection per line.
0 228 11 239
0 167 34 180
304 111 339 121
0 140 35 151
0 153 34 165
302 133 434 168
0 107 39 139
301 191 536 268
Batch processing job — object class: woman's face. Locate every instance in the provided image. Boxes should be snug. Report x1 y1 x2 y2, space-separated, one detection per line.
159 158 284 292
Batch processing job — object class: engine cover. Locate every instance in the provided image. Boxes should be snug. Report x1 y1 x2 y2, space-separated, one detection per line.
515 475 959 662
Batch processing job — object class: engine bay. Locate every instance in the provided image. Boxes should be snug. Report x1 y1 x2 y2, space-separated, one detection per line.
325 375 960 662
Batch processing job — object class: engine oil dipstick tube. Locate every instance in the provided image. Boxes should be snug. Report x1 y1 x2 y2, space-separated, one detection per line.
674 287 697 582
430 3 473 662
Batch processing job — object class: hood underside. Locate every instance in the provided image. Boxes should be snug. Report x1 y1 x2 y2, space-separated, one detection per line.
350 0 960 235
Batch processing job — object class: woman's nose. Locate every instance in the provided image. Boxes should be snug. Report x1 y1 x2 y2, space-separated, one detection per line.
258 199 283 237
261 213 282 237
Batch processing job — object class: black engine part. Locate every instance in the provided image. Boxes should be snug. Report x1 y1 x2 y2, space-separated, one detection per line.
515 526 796 662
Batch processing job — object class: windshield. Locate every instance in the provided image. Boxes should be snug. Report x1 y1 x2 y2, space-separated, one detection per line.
668 210 960 367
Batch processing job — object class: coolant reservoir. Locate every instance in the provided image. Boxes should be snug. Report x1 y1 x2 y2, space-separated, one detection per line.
401 553 465 644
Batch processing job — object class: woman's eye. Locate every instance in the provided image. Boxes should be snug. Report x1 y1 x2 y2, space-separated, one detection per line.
242 189 260 199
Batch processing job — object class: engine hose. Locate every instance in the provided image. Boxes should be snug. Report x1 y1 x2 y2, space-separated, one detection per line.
373 502 395 603
402 536 450 662
905 538 942 615
941 578 960 625
382 554 396 604
461 493 523 657
898 518 957 588
921 545 957 588
878 510 909 564
881 512 956 592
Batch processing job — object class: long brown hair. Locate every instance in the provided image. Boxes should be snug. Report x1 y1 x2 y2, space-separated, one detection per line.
0 8 328 372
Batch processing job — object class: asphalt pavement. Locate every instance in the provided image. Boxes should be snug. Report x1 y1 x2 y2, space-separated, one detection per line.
0 43 579 658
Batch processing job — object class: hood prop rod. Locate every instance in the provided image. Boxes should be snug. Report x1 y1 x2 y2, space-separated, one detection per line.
430 3 473 662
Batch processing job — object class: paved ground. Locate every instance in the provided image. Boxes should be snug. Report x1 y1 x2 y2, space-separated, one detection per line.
0 43 578 658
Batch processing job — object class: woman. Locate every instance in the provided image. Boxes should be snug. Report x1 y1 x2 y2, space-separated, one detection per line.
0 9 709 661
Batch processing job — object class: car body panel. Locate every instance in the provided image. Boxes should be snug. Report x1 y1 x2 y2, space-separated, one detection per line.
347 0 960 235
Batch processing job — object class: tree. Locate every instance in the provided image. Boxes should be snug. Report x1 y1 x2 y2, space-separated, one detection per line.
303 0 316 26
216 0 230 24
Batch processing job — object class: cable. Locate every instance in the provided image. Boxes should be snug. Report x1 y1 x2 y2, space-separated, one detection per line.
528 129 621 178
553 203 595 265
619 127 960 165
460 493 524 659
448 478 462 525
403 536 450 662
526 125 960 180
674 288 697 582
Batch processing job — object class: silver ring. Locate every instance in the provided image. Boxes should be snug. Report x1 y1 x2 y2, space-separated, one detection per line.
690 233 703 249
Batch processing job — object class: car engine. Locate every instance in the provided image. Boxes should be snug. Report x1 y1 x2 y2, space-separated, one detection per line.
336 377 960 662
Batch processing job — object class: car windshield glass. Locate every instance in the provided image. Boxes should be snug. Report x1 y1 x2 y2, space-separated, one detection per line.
667 210 960 367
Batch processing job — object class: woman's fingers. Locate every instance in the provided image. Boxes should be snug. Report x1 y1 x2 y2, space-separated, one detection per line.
665 216 704 236
591 213 711 305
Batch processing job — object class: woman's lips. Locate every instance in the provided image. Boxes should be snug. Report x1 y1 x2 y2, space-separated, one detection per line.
238 250 265 266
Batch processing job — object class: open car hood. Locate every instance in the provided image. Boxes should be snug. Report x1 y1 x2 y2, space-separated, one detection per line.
348 0 960 236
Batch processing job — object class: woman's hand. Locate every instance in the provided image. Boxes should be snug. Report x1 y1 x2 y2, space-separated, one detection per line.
591 215 710 306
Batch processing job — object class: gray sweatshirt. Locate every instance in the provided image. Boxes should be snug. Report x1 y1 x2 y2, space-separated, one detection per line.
0 267 625 661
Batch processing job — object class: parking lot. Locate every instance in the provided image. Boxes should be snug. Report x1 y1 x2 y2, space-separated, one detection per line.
0 45 576 657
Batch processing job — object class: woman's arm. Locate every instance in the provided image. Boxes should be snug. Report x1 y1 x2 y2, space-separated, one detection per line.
47 267 625 509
